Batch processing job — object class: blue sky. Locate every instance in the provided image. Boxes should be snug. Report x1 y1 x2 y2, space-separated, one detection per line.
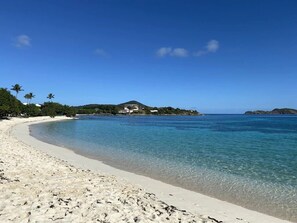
1 0 297 113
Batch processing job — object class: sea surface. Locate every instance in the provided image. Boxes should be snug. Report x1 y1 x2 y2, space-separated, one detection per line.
30 115 297 221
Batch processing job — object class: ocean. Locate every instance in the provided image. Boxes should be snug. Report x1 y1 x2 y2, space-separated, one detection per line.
30 115 297 221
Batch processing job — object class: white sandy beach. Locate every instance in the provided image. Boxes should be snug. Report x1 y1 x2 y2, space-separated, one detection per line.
0 117 292 223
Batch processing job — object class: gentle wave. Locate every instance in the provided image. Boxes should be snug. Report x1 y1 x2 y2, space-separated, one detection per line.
30 115 297 221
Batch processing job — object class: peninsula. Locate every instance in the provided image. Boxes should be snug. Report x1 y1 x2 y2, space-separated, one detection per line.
245 108 297 115
0 87 199 119
75 100 200 116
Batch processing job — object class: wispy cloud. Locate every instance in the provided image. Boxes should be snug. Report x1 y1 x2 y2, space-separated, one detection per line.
94 48 108 57
171 48 188 57
156 40 219 58
193 40 219 57
14 35 31 48
156 47 172 57
207 40 219 52
156 47 188 58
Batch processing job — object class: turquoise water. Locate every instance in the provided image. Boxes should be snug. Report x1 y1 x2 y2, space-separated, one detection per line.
31 115 297 221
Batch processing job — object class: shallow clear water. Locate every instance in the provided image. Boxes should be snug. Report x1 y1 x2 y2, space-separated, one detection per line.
31 115 297 221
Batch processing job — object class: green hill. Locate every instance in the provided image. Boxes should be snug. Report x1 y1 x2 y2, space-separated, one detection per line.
75 100 200 116
118 100 149 109
245 108 297 115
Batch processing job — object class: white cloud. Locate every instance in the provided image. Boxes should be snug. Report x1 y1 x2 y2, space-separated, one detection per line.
207 40 219 52
15 35 31 48
156 47 188 58
194 39 219 57
170 48 188 57
94 48 108 57
157 40 219 58
156 47 172 57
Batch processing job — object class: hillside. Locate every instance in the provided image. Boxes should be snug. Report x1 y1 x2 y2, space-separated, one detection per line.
118 100 148 108
75 100 200 115
245 108 297 115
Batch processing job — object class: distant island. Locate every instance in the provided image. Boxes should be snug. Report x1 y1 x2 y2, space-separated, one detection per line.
245 108 297 115
75 100 200 116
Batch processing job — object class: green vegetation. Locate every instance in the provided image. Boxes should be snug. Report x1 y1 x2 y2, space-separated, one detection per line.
24 92 35 104
75 100 200 116
41 102 77 118
76 104 119 115
118 100 147 109
47 93 55 102
11 84 24 98
0 84 77 119
155 107 199 115
22 104 41 117
1 84 199 118
245 108 297 115
0 88 23 117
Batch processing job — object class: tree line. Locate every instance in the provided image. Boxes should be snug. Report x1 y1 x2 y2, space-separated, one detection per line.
75 103 200 116
0 84 77 119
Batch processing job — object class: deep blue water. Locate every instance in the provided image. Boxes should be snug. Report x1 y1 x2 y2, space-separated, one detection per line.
31 115 297 221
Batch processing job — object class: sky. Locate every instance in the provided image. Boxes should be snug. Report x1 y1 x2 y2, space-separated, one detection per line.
1 0 297 113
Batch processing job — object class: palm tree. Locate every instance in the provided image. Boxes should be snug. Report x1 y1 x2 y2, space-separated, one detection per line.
47 93 55 102
11 84 24 98
24 92 35 104
24 94 30 104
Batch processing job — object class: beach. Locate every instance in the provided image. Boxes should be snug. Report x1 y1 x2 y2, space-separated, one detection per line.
0 117 292 223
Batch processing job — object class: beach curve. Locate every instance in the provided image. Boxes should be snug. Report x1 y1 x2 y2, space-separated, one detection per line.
0 117 292 223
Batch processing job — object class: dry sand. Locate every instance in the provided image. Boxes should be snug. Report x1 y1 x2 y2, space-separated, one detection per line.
0 117 292 222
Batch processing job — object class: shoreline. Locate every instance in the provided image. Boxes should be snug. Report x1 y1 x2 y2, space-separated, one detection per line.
28 118 295 222
3 117 292 222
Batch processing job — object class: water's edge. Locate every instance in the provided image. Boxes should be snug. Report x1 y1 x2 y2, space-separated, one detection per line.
28 118 296 222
